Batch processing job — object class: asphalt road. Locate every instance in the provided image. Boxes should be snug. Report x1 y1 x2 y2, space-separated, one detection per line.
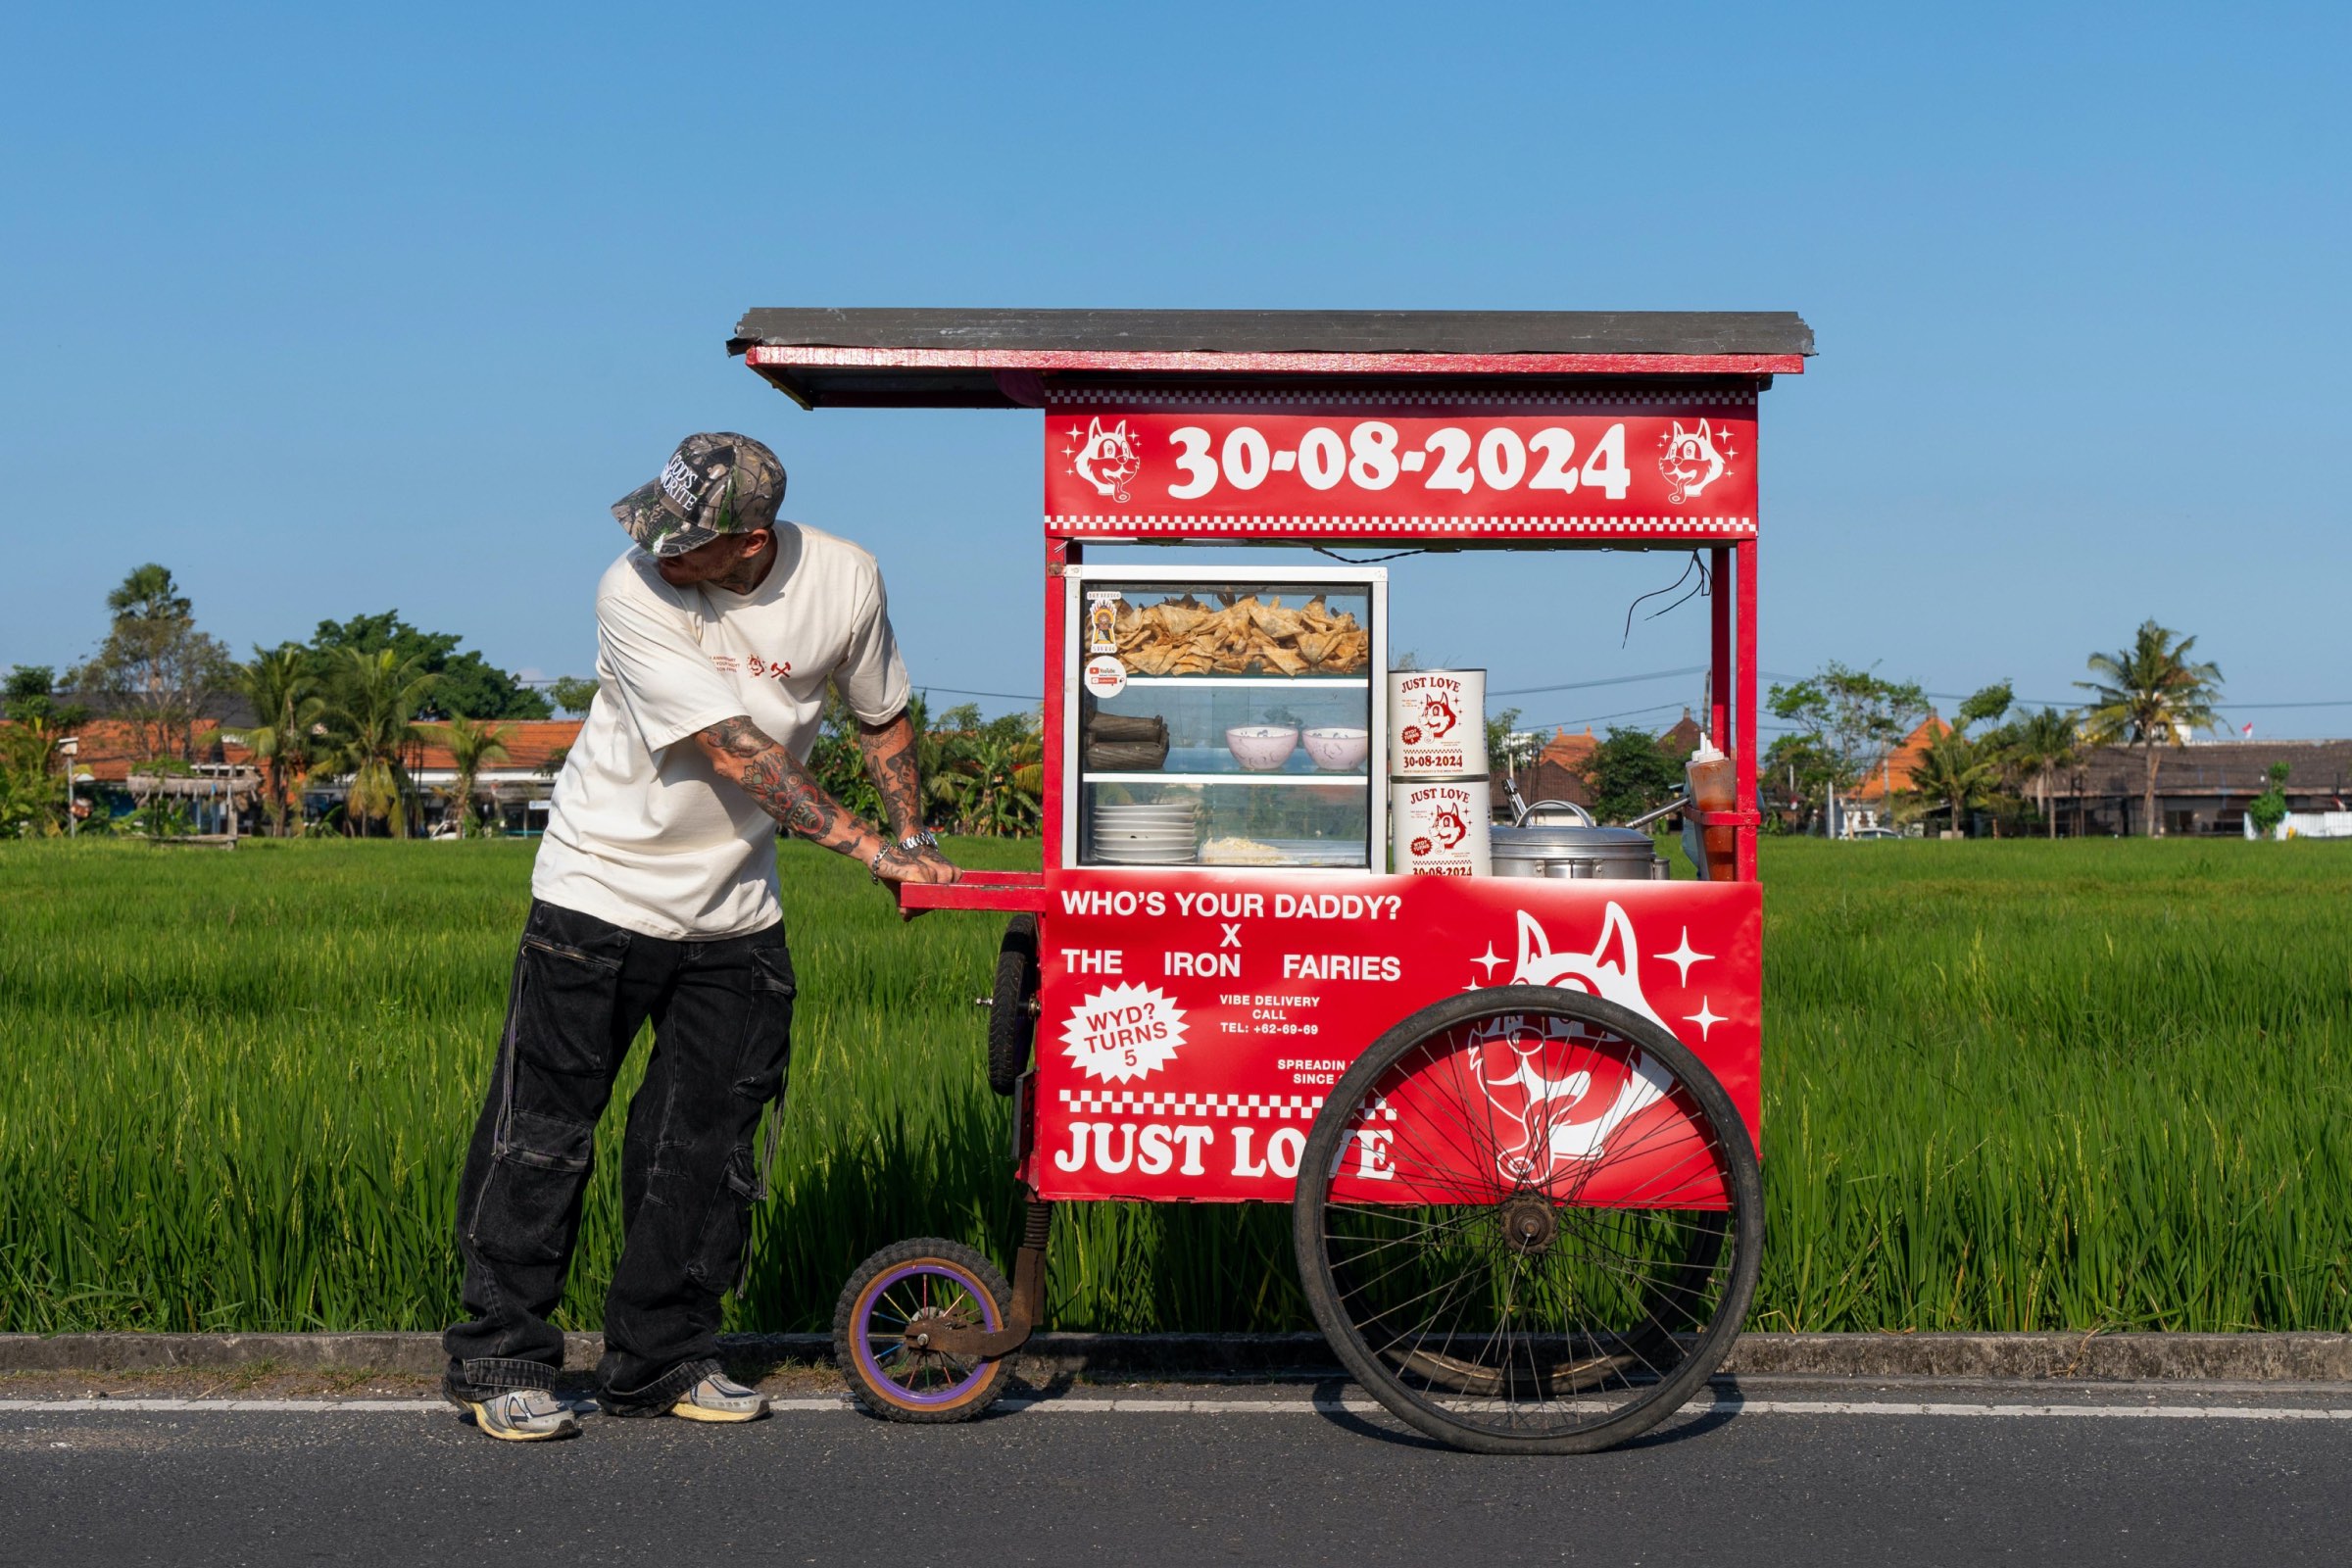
5 1382 2349 1566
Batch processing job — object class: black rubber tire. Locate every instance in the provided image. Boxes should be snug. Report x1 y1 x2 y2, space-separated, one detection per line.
1293 984 1762 1455
832 1238 1017 1423
986 915 1040 1096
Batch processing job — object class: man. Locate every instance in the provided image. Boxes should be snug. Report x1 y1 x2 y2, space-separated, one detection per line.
442 432 956 1441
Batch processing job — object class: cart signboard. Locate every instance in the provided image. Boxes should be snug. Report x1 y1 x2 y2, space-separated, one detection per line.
1046 392 1758 538
1028 872 1759 1206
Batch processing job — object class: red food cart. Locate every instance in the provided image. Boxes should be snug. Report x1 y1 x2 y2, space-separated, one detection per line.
732 309 1811 1453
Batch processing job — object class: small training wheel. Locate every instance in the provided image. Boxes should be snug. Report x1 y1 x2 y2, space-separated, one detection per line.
832 1238 1016 1422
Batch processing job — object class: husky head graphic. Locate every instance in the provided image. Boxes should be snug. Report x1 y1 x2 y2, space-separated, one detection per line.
1430 806 1469 851
1420 692 1459 739
1508 903 1665 1027
1073 418 1142 503
1468 903 1673 1182
1656 419 1727 505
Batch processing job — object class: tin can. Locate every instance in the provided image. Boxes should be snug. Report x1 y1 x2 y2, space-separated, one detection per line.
1391 775 1492 877
1387 669 1487 777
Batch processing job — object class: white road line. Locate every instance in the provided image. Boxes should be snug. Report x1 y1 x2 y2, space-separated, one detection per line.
3 1396 2349 1421
1716 1399 2352 1421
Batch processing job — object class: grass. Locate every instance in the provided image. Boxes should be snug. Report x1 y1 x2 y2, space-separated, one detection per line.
0 836 2345 1336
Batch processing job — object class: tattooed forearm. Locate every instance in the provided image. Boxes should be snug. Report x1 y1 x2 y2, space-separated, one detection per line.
695 714 869 854
857 713 925 838
739 747 847 842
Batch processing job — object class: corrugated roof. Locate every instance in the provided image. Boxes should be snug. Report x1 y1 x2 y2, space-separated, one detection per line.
731 308 1813 408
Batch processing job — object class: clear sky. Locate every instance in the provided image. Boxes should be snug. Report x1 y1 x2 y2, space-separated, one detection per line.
4 3 2345 738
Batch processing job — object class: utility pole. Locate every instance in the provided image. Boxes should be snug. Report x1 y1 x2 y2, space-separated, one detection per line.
59 735 79 838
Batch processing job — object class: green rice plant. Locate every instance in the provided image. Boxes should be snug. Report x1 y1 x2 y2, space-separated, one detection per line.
1 835 2345 1335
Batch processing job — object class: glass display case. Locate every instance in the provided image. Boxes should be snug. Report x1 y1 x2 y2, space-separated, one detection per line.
1062 566 1388 871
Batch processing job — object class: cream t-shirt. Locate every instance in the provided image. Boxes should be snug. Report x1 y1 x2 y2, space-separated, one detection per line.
532 523 911 940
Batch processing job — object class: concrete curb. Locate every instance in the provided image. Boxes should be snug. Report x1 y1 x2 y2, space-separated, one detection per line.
4 1331 2349 1383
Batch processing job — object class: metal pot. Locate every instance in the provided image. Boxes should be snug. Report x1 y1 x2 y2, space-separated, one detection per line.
1489 799 1670 881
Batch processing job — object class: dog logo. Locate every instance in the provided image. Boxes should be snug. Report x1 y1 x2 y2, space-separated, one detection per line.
1430 807 1469 851
1656 419 1729 505
1070 418 1143 504
1420 693 1459 739
1468 904 1673 1181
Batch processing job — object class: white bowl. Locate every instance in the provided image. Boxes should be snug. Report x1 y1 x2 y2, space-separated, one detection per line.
1225 724 1299 771
1301 725 1370 771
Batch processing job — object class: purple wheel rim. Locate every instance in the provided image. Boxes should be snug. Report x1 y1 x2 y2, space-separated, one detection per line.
853 1259 1003 1407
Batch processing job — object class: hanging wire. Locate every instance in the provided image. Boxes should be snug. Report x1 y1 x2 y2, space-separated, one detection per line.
1619 551 1711 648
1313 546 1432 564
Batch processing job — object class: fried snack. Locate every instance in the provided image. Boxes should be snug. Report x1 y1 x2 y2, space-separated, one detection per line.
1103 593 1370 678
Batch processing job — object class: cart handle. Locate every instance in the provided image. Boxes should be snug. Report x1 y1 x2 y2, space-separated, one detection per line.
892 868 1051 920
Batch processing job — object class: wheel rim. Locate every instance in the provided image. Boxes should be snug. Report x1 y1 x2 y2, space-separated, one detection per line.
1311 1005 1752 1440
851 1260 1003 1408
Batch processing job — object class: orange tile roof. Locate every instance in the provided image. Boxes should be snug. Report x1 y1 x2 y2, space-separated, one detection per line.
1538 727 1598 771
8 716 582 784
1849 713 1952 803
411 720 579 773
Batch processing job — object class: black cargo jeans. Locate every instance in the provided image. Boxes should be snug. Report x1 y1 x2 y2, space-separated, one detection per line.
443 898 794 1411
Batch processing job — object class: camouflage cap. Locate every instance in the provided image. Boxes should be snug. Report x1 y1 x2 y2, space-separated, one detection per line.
612 432 787 558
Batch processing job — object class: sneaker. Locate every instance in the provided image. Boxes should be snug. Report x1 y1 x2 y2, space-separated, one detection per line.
461 1388 582 1442
668 1372 771 1424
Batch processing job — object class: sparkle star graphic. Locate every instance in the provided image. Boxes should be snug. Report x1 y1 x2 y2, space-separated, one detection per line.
1683 998 1726 1041
1658 928 1713 985
1064 424 1084 441
1471 944 1506 981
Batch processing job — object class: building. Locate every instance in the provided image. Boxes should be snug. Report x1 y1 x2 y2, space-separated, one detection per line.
1838 714 2351 837
19 714 583 834
405 720 580 835
1841 713 1953 834
1503 711 1705 818
2046 738 2352 837
1510 727 1599 810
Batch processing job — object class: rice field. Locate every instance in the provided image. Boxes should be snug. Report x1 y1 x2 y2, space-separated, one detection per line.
1 836 2346 1336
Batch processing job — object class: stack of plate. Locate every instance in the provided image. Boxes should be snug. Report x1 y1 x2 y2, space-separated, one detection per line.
1092 803 1199 864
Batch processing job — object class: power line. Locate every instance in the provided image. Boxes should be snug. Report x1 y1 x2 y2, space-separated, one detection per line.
918 685 1044 703
1516 700 1691 734
1490 664 1707 698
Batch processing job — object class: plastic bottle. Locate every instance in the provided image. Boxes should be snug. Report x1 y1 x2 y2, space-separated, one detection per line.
1684 735 1739 881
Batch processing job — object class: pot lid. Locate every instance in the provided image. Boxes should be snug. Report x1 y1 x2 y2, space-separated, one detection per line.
1489 823 1658 854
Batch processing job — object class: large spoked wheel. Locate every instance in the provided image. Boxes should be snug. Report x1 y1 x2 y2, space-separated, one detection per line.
832 1239 1016 1423
1294 985 1761 1455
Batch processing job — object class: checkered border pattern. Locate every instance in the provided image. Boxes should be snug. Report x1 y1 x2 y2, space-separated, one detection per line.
1047 388 1756 410
1049 514 1756 537
1058 1089 1396 1122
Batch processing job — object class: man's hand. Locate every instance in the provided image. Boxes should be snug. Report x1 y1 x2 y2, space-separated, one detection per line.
870 842 959 886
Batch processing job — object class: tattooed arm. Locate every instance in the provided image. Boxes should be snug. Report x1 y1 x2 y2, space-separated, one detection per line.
692 715 954 885
856 712 926 838
857 710 958 878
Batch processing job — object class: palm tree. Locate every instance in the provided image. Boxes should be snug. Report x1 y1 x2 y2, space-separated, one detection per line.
940 727 1044 837
2007 707 2082 838
421 714 514 838
329 649 435 837
226 645 325 836
1906 724 1996 837
2078 620 2224 837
